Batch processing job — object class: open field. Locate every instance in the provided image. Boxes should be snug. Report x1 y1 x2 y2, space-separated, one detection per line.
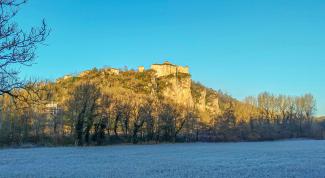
0 140 324 178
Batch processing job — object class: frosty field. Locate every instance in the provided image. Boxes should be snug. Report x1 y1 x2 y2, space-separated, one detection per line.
0 140 324 178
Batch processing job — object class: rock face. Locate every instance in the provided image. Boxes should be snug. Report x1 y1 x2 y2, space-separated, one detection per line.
150 61 220 123
192 86 221 123
205 92 220 117
195 87 207 112
150 61 193 107
159 75 194 108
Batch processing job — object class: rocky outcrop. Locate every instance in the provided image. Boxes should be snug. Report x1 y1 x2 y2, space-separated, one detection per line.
205 92 220 117
158 75 194 108
191 83 221 123
195 87 207 112
148 62 220 123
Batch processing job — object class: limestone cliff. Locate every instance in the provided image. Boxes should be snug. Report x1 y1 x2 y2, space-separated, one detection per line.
149 62 220 123
155 74 194 108
191 82 221 122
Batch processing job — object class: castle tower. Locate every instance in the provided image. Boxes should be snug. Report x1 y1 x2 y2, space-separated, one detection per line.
138 66 145 72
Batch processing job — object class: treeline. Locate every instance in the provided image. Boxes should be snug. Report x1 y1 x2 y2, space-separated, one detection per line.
0 83 324 147
210 92 324 141
0 83 198 146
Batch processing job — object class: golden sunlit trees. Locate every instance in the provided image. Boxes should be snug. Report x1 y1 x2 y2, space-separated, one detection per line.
131 98 155 143
68 83 100 146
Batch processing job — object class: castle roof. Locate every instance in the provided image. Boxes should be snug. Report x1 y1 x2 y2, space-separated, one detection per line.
152 61 176 66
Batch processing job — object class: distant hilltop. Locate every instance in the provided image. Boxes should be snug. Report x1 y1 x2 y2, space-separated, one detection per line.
57 61 190 83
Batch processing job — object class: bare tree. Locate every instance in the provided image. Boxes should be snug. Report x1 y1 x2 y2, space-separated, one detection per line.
174 106 195 142
157 102 179 142
68 83 100 146
111 99 131 140
127 97 158 144
0 0 49 96
92 94 112 145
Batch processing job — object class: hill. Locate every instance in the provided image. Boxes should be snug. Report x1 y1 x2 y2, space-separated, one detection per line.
51 61 236 123
1 61 322 146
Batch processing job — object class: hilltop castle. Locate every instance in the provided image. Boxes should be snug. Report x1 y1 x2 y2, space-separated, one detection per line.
139 61 189 77
57 61 189 83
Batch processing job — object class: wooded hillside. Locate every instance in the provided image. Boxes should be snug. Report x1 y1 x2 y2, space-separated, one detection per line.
0 67 324 146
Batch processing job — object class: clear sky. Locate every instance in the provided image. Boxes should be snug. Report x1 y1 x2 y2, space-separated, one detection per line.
16 0 324 116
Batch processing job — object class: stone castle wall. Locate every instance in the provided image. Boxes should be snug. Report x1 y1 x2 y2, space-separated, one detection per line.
151 62 189 77
151 64 177 77
177 66 189 74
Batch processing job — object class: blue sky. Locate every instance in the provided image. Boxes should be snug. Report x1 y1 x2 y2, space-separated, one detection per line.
16 0 324 116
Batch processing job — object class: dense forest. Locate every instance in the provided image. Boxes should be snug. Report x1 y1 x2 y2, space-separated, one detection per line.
0 68 324 147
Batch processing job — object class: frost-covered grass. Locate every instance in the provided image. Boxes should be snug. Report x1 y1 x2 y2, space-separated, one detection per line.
0 140 324 178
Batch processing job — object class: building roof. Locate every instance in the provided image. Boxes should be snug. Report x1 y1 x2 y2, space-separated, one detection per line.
152 61 176 66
